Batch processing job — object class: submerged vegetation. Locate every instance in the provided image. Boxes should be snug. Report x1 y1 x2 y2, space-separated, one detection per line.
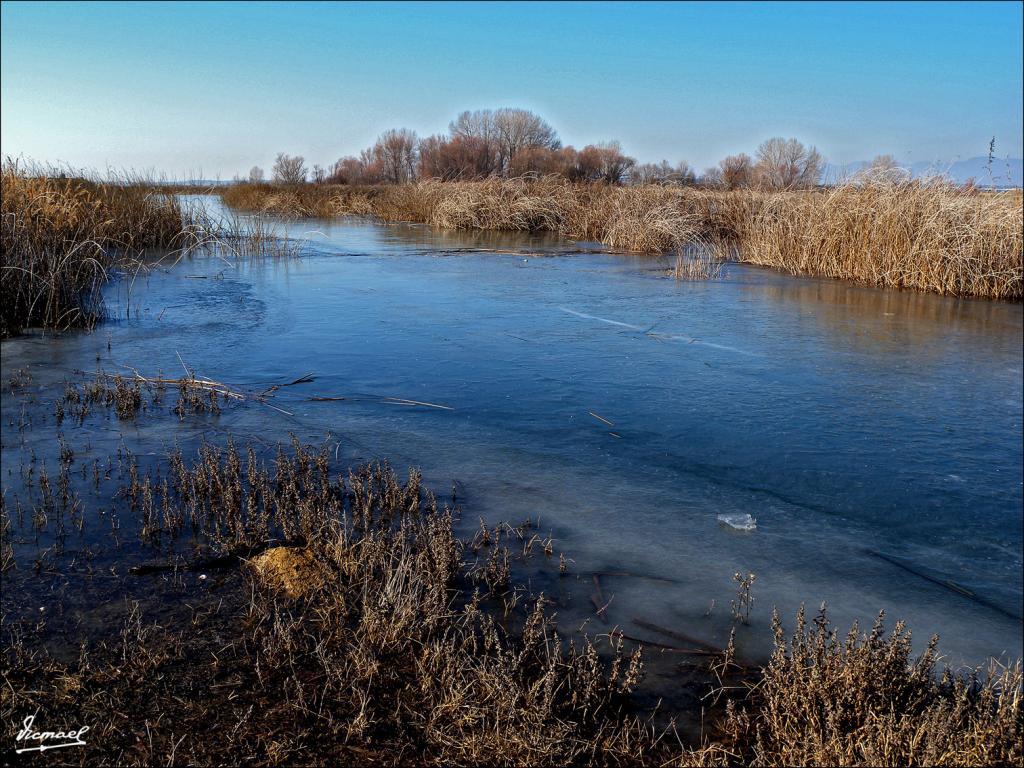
220 176 1023 298
0 431 1020 765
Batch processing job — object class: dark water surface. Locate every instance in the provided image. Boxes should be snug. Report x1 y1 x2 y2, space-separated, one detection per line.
3 208 1022 668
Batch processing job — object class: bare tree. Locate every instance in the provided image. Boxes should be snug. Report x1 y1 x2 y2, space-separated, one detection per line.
272 153 307 184
719 153 754 189
597 142 635 184
493 108 560 175
417 135 446 179
631 160 697 186
371 128 419 183
632 161 669 185
449 108 559 176
419 134 495 180
450 109 500 145
248 166 265 183
328 156 367 184
700 167 724 187
449 109 501 175
671 161 698 185
311 164 326 184
754 138 823 190
571 142 634 184
507 145 580 178
862 154 908 184
869 154 897 171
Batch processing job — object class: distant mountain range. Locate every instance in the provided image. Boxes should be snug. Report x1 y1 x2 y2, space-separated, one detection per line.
823 156 1023 188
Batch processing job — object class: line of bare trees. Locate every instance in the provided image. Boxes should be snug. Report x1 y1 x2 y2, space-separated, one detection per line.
246 108 828 190
700 139 823 190
341 112 676 186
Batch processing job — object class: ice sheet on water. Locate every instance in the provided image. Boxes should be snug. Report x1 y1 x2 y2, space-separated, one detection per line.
717 513 757 531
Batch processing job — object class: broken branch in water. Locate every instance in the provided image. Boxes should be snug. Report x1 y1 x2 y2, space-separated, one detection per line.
590 574 612 623
106 369 246 400
382 397 453 410
258 373 316 397
607 629 716 655
103 363 315 417
868 550 1023 621
632 618 722 655
593 570 680 585
309 394 454 410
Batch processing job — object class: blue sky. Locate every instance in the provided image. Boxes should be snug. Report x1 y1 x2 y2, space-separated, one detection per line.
2 1 1022 178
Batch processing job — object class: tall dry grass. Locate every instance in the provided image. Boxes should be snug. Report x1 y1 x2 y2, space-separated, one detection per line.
220 178 1023 298
220 181 343 218
721 605 1023 766
2 432 1020 765
1 161 187 336
1 163 306 337
735 182 1023 299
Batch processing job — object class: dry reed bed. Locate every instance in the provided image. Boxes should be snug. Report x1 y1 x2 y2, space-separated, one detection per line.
1 163 299 338
735 184 1023 299
1 163 188 336
2 436 1020 765
1 171 173 335
221 178 1023 298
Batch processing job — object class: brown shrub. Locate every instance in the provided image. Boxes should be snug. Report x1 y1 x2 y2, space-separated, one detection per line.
720 605 1023 766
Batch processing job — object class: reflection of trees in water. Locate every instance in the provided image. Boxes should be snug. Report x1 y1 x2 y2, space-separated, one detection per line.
377 221 572 253
741 275 1021 353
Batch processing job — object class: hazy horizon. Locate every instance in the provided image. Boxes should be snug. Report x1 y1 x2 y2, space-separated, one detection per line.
2 1 1022 178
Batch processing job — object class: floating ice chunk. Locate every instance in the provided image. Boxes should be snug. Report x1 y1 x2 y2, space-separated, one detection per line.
717 513 757 531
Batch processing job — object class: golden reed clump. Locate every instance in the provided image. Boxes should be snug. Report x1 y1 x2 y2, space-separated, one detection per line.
1 160 184 336
221 177 1023 299
1 162 307 337
734 182 1023 299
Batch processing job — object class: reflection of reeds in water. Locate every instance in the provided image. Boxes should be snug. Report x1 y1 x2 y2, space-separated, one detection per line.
744 276 1020 353
674 241 724 281
220 178 1023 298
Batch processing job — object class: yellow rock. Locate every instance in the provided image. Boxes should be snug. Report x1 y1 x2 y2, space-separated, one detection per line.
248 546 326 598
